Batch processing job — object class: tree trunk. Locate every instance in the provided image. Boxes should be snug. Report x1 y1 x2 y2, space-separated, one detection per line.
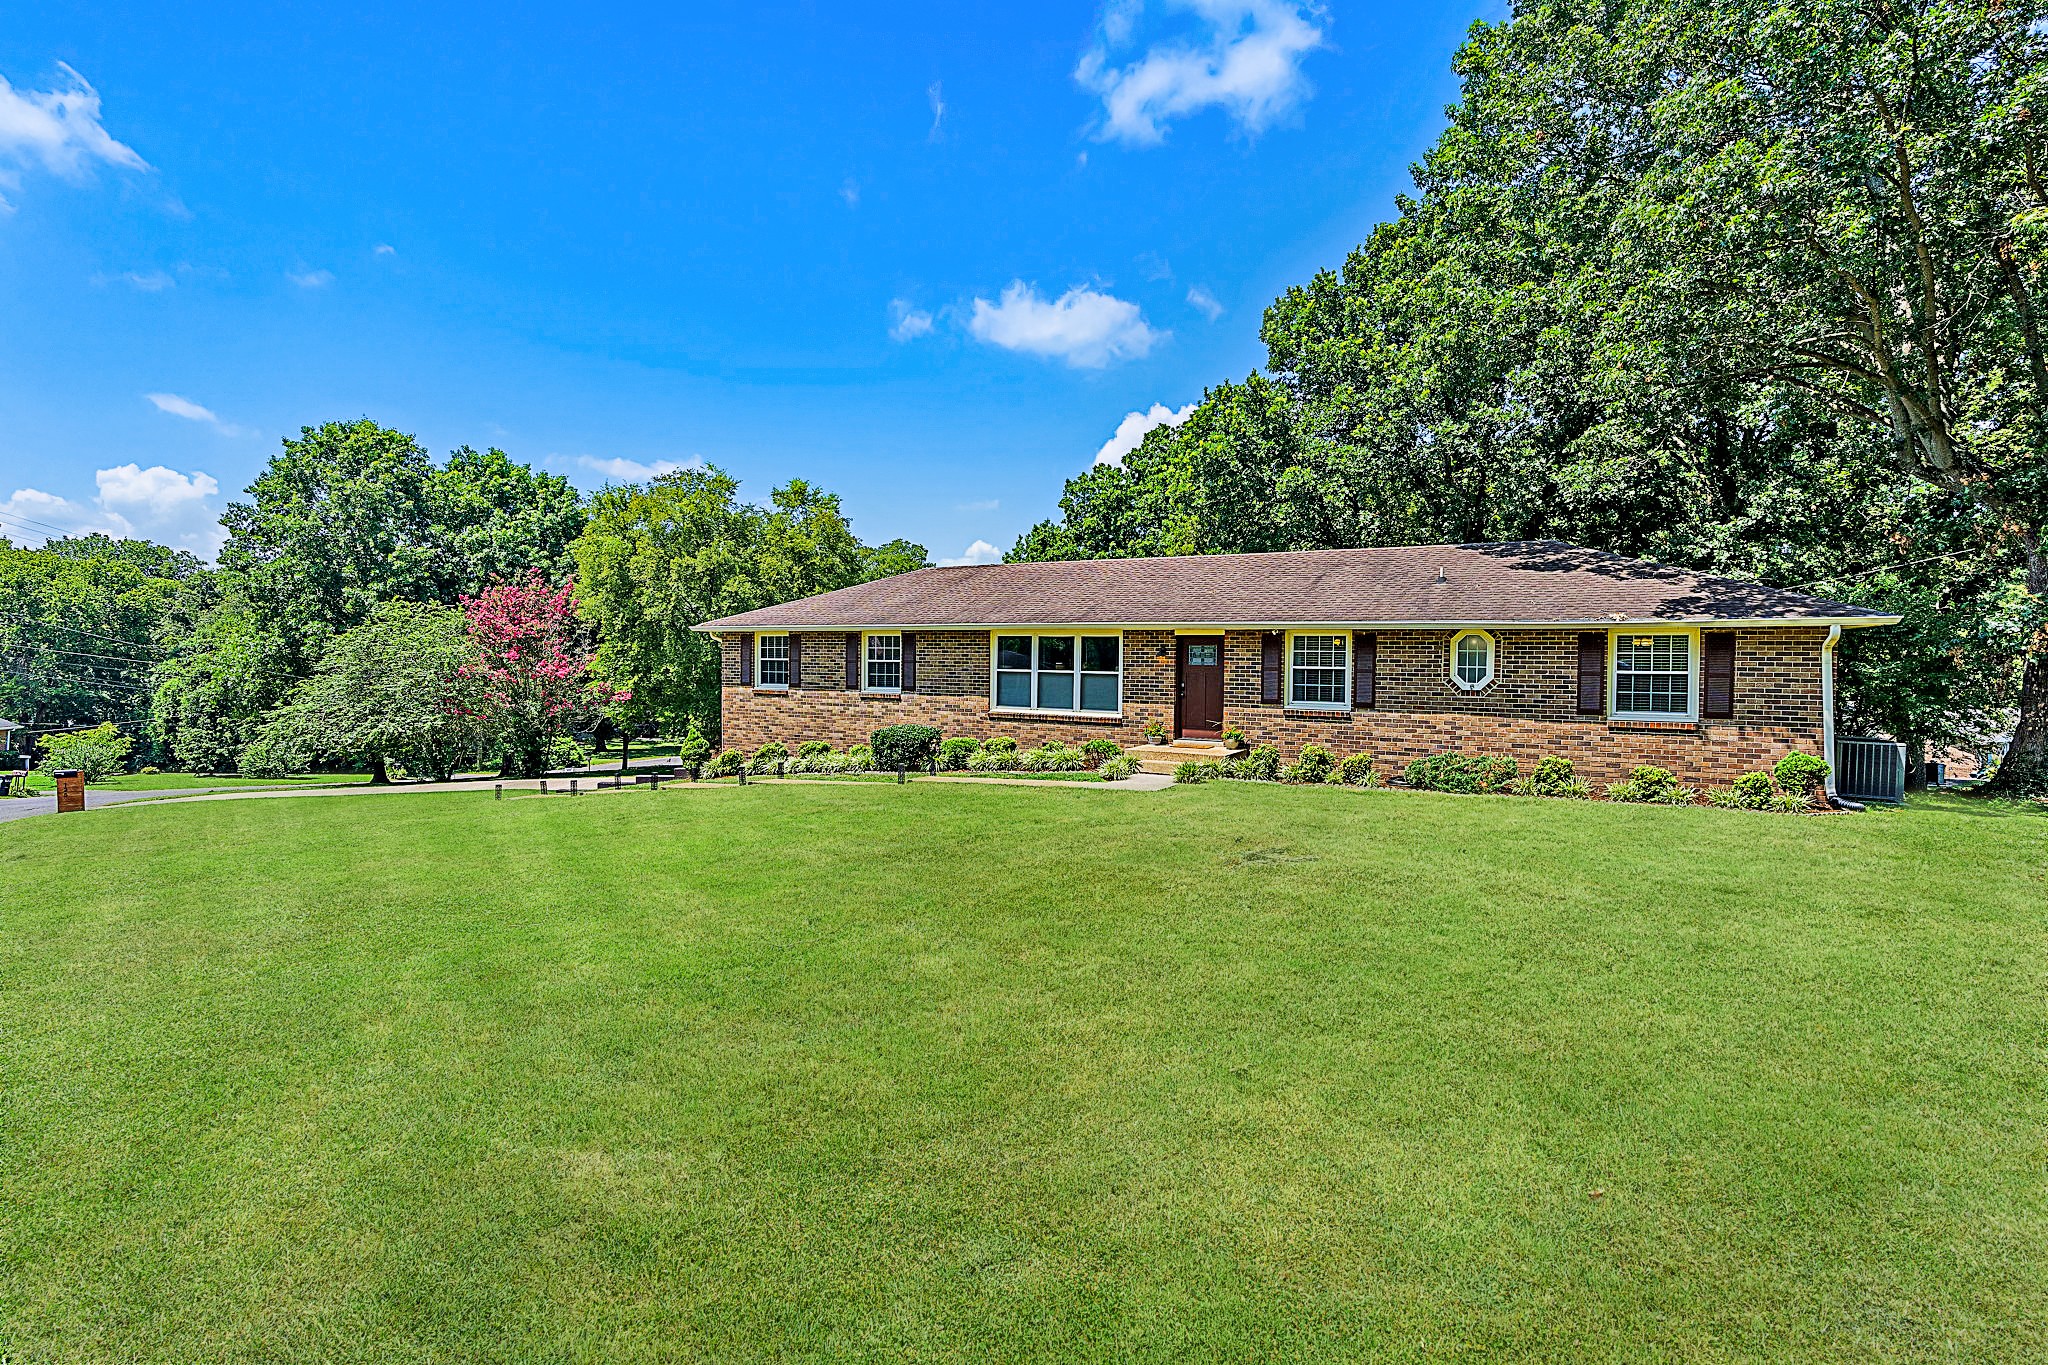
1902 737 1927 793
618 731 632 774
369 754 391 785
1984 544 2048 797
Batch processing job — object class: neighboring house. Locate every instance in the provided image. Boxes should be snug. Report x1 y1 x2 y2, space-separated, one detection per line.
697 542 1899 787
0 717 16 754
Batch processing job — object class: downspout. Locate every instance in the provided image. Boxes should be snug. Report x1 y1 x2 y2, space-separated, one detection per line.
1819 625 1864 811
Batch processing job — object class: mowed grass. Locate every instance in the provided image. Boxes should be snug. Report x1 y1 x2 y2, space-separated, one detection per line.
15 769 373 793
2 784 2044 1363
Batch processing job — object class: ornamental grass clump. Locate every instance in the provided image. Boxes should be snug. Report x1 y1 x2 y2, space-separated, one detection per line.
1224 744 1281 781
1507 755 1592 799
1173 759 1220 784
1097 755 1137 781
1020 742 1090 772
842 744 875 773
937 736 982 771
1282 744 1337 784
1403 751 1518 794
1605 764 1697 805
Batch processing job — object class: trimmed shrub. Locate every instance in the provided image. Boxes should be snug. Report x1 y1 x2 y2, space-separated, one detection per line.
937 736 982 771
1510 755 1591 799
1331 753 1378 787
872 724 942 772
675 721 711 768
983 735 1019 757
1235 744 1282 781
139 765 161 775
749 740 791 773
1403 751 1518 794
842 743 875 772
709 748 747 776
1605 764 1697 805
1773 751 1829 796
1081 737 1121 763
1098 755 1137 781
1222 726 1248 750
796 740 834 759
1283 743 1337 784
1173 759 1220 784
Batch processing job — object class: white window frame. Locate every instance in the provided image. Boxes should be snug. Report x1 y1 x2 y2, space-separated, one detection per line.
1449 629 1497 692
988 631 1124 718
1286 630 1352 711
1608 627 1700 722
756 632 790 690
863 631 903 694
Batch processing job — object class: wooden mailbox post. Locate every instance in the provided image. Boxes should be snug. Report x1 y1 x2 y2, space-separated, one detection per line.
54 769 85 814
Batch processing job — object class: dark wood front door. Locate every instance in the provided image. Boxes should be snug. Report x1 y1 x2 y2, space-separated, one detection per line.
1177 636 1225 738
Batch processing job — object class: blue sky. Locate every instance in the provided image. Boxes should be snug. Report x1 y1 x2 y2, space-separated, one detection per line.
1 1 1490 564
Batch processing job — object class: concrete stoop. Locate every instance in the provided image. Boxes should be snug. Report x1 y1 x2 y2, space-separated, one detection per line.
1130 739 1246 775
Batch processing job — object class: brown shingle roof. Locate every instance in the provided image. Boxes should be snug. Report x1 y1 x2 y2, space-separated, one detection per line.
697 542 1898 632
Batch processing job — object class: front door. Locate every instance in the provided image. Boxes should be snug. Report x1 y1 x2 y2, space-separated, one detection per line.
1177 636 1225 738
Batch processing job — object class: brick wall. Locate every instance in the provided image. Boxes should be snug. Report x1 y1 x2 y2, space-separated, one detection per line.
717 624 1831 787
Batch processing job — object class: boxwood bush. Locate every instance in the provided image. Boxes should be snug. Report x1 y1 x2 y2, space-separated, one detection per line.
709 749 747 776
871 724 942 772
1605 764 1696 805
1282 743 1337 784
796 740 834 759
937 736 983 770
1332 753 1378 787
1508 755 1591 799
1773 751 1829 796
1403 751 1518 794
1081 737 1121 762
750 741 790 773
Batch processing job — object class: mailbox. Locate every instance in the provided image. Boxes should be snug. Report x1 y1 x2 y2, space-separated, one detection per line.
54 769 85 814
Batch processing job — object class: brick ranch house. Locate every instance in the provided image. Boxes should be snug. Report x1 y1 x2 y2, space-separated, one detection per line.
698 542 1898 789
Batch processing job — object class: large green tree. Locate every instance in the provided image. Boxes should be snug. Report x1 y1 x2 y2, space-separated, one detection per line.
0 538 185 744
575 467 926 738
1015 0 2048 792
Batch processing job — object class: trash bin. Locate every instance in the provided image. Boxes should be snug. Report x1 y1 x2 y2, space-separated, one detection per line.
54 769 85 814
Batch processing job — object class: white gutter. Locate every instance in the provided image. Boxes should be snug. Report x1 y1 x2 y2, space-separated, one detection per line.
694 615 1902 635
1820 625 1842 799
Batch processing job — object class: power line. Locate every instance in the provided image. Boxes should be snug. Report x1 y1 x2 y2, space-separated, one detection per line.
0 617 167 657
1788 547 1989 592
9 645 159 668
0 505 92 540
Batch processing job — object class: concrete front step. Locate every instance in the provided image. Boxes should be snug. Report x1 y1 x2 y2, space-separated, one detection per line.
1131 741 1245 775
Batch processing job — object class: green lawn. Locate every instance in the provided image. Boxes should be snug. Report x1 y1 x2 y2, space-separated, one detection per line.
3 784 2043 1361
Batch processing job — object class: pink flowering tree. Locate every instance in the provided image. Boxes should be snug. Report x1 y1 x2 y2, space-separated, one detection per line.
459 573 625 777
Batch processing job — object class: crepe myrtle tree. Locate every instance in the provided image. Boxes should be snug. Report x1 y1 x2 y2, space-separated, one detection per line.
458 572 625 778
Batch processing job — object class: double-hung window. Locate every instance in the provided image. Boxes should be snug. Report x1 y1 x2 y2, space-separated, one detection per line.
757 633 790 688
993 633 1121 714
1612 632 1694 720
1289 633 1349 707
864 632 902 692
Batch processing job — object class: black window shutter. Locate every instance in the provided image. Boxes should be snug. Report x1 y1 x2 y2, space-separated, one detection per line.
901 632 918 693
788 634 803 689
845 633 861 689
739 632 754 687
1261 632 1282 704
1576 632 1606 715
1353 632 1377 708
1703 631 1736 719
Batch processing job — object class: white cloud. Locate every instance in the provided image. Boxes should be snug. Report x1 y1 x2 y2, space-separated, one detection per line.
373 242 395 256
0 63 148 210
287 268 334 288
1186 284 1224 319
927 81 946 140
577 454 701 482
1094 400 1196 465
968 281 1164 367
145 391 248 436
117 269 173 291
888 298 935 342
1 463 225 558
1076 1 1326 146
956 498 1000 513
938 539 1003 567
840 177 860 208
